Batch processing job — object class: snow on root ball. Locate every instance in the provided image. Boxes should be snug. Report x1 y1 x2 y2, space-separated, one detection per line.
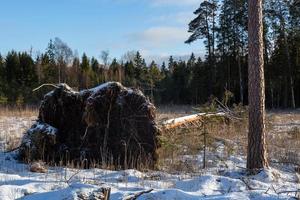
19 82 160 169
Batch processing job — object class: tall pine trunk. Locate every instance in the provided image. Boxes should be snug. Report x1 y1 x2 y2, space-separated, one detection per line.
205 10 213 96
247 0 268 170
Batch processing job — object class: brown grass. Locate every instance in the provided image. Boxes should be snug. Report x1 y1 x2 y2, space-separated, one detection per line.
0 106 38 151
156 106 300 173
1 105 300 173
266 110 300 167
156 105 194 122
0 106 38 117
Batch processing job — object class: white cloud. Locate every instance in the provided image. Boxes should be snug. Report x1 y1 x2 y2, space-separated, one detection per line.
151 11 194 25
128 26 189 48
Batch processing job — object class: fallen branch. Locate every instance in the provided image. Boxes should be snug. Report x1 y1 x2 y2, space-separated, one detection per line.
240 177 254 190
32 83 59 92
123 189 154 200
65 168 82 185
215 99 244 120
215 99 233 114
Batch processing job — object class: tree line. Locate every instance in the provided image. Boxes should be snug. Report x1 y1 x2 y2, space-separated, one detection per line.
0 0 299 108
186 0 300 108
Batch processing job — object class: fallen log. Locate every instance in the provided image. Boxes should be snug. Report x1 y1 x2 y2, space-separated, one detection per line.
160 112 228 131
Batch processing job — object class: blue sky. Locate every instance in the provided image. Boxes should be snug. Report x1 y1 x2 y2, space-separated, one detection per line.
0 0 204 63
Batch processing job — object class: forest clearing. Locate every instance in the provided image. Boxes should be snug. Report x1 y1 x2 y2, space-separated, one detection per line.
1 0 300 199
0 105 299 199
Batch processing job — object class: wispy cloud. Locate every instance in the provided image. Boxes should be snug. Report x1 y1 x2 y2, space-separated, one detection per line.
127 26 189 48
151 11 194 25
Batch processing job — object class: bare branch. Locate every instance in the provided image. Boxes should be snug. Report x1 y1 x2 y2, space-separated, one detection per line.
32 84 59 92
123 189 154 200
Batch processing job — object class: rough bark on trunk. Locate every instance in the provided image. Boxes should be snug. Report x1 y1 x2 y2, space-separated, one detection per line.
247 0 268 170
205 10 213 96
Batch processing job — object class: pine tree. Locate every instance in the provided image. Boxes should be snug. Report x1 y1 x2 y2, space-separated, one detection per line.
266 0 296 108
186 0 218 96
216 0 248 104
247 0 268 170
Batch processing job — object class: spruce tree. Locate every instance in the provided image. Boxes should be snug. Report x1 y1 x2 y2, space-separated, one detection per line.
80 53 90 89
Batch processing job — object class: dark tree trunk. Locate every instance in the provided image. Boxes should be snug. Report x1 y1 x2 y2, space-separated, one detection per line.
278 0 296 109
247 0 268 170
205 10 213 96
238 54 244 104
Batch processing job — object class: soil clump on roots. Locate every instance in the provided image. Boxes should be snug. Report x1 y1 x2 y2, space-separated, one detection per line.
19 82 159 169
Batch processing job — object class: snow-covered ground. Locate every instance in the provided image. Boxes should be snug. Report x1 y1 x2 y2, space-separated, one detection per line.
0 114 299 200
0 151 299 200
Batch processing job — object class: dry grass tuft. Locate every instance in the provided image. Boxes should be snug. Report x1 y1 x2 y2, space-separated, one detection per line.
0 106 38 117
0 106 37 151
267 111 300 166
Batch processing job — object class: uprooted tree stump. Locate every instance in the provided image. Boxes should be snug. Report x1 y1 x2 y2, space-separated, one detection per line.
19 82 160 169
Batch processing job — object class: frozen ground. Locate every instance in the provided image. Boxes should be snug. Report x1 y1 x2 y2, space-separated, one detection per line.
0 150 299 200
0 112 299 199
